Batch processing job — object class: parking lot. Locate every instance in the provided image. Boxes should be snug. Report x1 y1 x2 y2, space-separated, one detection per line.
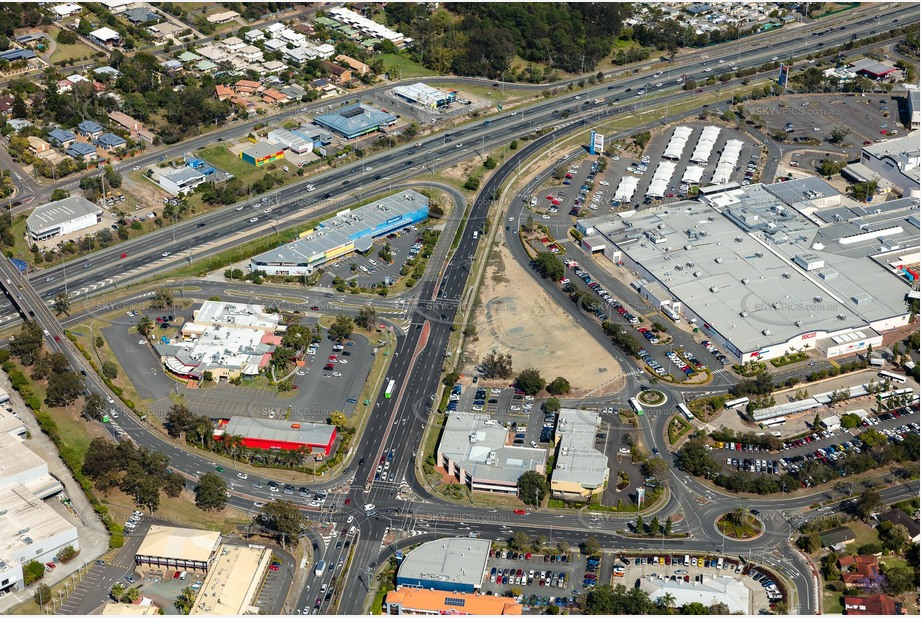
320 225 424 289
613 553 776 614
480 549 592 612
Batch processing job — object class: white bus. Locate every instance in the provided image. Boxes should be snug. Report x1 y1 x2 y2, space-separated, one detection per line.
629 397 644 416
877 371 907 384
384 379 396 398
677 403 694 422
724 397 750 410
761 416 787 428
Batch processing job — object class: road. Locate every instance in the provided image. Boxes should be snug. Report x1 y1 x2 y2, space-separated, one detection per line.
1 8 917 615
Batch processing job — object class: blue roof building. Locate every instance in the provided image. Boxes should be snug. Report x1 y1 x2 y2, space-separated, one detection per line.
95 132 127 150
312 102 397 140
0 49 36 62
76 120 104 138
66 142 98 159
48 128 76 146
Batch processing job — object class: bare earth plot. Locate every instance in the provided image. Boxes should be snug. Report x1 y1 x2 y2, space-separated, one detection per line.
466 242 625 397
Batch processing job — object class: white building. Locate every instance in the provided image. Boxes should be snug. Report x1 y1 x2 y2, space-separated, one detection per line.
52 3 83 18
641 575 751 614
267 128 311 154
908 89 920 130
89 27 121 46
26 195 102 241
846 131 920 199
821 415 842 432
158 167 207 196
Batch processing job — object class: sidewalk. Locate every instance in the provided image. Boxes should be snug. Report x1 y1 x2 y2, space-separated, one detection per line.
0 370 111 613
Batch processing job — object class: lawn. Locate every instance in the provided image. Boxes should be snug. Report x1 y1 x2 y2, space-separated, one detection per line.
100 486 249 533
9 214 33 262
197 144 284 185
47 26 97 64
378 53 436 79
845 520 879 547
823 590 844 615
667 415 693 445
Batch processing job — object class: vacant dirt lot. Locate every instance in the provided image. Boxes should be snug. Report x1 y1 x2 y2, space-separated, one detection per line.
465 242 625 397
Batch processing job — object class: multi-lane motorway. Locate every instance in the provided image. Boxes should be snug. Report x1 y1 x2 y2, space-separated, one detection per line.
0 5 918 615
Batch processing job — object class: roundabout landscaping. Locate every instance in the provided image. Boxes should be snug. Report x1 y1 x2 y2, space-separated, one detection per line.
715 509 764 541
637 389 666 407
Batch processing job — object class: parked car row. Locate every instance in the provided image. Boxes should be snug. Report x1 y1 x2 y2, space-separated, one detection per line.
524 595 577 609
565 260 639 324
725 457 782 475
700 339 730 365
487 566 568 589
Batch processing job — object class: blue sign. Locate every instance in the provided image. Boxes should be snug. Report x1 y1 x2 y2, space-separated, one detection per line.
386 215 401 225
777 64 790 88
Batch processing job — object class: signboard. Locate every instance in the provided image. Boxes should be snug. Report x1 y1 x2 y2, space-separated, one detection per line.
589 130 604 156
636 487 645 505
777 64 790 88
386 215 401 225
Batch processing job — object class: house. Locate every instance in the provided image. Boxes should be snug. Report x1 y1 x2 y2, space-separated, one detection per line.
0 49 36 62
335 54 370 76
263 38 286 52
148 21 185 41
261 60 286 73
844 594 905 615
178 51 202 64
0 96 14 116
215 85 234 101
820 526 856 551
219 36 245 51
261 89 289 105
48 128 76 148
65 142 99 161
243 29 264 43
876 508 921 543
160 59 182 74
158 167 206 196
284 46 315 65
76 120 104 139
230 97 256 115
107 111 142 134
95 132 127 151
56 79 74 93
195 60 218 73
52 3 83 18
279 84 306 100
207 10 239 24
7 119 33 132
291 23 314 36
237 45 262 63
124 7 159 24
319 61 351 84
89 27 121 47
234 80 262 94
838 555 880 587
93 66 121 79
27 136 51 154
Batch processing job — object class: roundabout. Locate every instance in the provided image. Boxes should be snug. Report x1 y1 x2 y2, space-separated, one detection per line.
637 389 667 407
714 509 765 541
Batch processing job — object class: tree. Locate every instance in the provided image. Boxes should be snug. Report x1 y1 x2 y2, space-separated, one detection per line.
121 587 140 604
543 397 561 413
329 411 347 428
56 545 78 563
829 128 850 144
642 457 669 483
82 393 106 421
849 180 878 202
650 515 660 536
709 602 730 614
796 533 821 553
882 562 916 595
34 583 52 607
355 306 376 329
50 188 70 202
517 470 548 506
23 560 44 585
480 349 513 379
102 361 119 379
509 530 531 550
11 93 28 119
256 500 305 548
583 535 601 556
878 523 910 553
657 591 676 612
149 288 173 310
532 251 564 281
328 315 353 341
854 489 881 521
664 517 672 536
515 368 546 395
46 370 83 406
136 315 153 338
195 473 228 511
483 156 497 169
174 587 196 614
818 158 845 176
546 376 571 396
635 515 644 533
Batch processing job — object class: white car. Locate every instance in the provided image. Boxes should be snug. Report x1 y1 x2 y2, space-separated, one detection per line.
132 165 140 171
655 82 663 88
237 473 248 480
264 208 272 213
339 359 348 364
704 67 712 72
138 339 146 345
249 217 259 223
456 143 463 148
253 502 265 508
772 56 779 61
509 217 514 221
162 252 170 257
491 388 502 394
542 214 551 219
332 372 342 377
306 185 315 192
718 59 725 64
107 396 115 404
236 206 244 211
297 371 306 376
365 166 373 171
524 395 534 401
619 448 631 454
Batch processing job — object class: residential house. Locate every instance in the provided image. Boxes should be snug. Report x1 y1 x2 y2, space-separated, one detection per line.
76 120 104 140
95 132 127 150
207 10 239 24
7 119 33 132
262 89 289 105
335 54 370 76
89 27 120 47
195 60 218 73
284 46 315 65
319 61 352 84
278 28 305 46
196 44 227 62
264 23 285 36
313 43 336 59
56 79 74 93
148 21 185 41
47 128 76 148
66 142 99 161
0 96 14 116
263 38 286 52
243 29 264 43
843 594 905 615
238 45 263 63
261 60 286 73
219 36 245 51
160 59 182 74
876 509 921 543
279 84 306 100
177 51 202 64
215 85 234 101
52 3 83 18
230 96 256 116
93 66 121 79
820 526 856 551
124 7 159 24
27 136 50 155
838 555 880 587
291 23 314 36
107 111 154 143
234 80 262 94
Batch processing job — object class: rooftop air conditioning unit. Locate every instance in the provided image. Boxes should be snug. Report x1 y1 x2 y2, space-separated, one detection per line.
740 311 749 317
710 286 719 293
762 329 772 336
741 278 750 284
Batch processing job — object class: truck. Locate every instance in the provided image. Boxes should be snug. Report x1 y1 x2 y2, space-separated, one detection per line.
315 560 326 576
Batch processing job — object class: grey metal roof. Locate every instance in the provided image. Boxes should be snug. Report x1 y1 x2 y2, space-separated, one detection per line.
27 196 101 232
848 58 895 76
552 409 608 489
243 141 283 160
162 167 205 184
252 190 427 268
223 416 335 447
312 102 396 138
397 537 491 589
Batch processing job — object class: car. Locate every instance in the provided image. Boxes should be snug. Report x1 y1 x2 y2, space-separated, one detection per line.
619 447 631 454
514 509 528 515
250 217 259 223
253 501 265 508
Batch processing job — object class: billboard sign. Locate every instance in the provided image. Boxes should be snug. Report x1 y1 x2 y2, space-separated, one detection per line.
589 131 604 155
386 215 402 225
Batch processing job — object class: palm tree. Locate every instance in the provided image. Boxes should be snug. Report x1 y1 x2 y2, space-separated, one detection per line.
729 507 749 527
658 592 676 612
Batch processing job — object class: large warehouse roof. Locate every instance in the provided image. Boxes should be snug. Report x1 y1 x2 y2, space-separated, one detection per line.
189 545 270 615
135 526 221 563
222 417 335 447
392 83 450 106
26 196 101 232
313 102 396 138
439 413 546 485
641 575 751 614
397 537 491 590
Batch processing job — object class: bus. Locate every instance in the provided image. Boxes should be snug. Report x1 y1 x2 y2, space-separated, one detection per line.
677 403 694 422
877 387 914 402
762 416 787 428
315 561 326 576
629 397 644 416
877 371 907 384
724 397 750 410
384 379 396 399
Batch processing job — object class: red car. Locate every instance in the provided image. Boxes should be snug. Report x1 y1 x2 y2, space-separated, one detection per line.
54 335 60 342
310 306 320 311
329 355 337 360
324 363 335 370
45 562 56 570
344 498 351 506
551 199 561 206
269 563 280 571
120 253 127 259
514 509 527 515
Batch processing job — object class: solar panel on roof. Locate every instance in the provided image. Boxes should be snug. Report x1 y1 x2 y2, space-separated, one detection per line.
444 598 466 607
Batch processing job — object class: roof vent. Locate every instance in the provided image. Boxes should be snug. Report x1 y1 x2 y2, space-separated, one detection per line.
740 311 749 318
762 329 772 336
741 278 750 285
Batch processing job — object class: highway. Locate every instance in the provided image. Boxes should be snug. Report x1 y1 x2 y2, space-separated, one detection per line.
0 6 917 615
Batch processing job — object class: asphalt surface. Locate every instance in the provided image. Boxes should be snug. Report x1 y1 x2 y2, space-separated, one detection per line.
0 7 917 615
